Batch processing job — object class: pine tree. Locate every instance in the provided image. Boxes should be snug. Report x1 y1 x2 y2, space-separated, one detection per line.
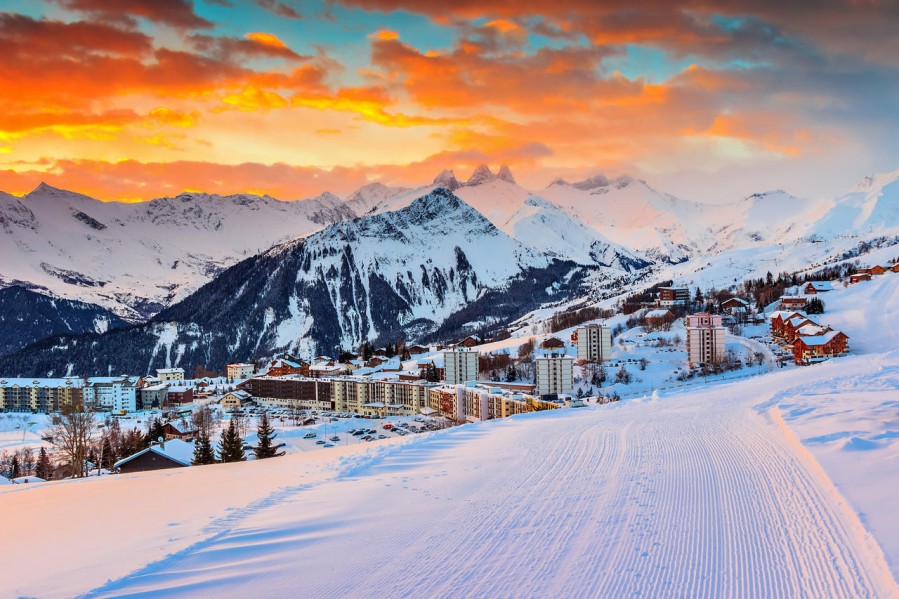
9 454 19 479
100 436 116 470
145 417 165 447
35 447 52 480
505 364 516 382
218 419 245 463
253 413 284 459
192 432 216 465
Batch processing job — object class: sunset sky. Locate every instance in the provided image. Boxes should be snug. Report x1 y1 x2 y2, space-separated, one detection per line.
1 0 897 202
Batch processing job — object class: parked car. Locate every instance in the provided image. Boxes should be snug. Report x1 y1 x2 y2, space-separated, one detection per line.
303 432 317 439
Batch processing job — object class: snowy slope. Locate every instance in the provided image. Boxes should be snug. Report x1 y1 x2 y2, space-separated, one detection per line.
500 195 650 270
811 169 899 238
3 353 899 596
0 184 356 320
540 175 714 262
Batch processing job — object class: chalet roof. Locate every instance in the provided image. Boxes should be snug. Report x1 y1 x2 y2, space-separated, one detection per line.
806 281 835 292
645 309 674 318
164 420 198 434
796 330 846 346
797 324 828 336
721 297 750 306
157 368 184 374
780 295 806 301
786 314 816 326
224 390 251 400
114 439 193 469
769 310 806 321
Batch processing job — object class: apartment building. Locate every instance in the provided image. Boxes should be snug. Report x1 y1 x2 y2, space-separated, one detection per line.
83 376 138 413
685 313 726 365
226 363 255 380
535 355 574 396
156 368 185 382
444 348 479 384
0 377 85 412
575 324 612 362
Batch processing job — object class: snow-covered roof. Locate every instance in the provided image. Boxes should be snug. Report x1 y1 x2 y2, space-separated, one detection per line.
0 377 84 388
796 330 846 346
645 309 674 318
114 439 194 469
11 476 46 484
141 384 169 391
797 324 828 336
769 310 806 321
165 420 197 434
419 406 438 415
806 281 834 291
224 390 251 400
157 368 184 374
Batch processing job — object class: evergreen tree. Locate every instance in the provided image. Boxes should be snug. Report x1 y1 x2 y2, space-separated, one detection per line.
505 364 516 382
145 417 165 447
9 454 19 479
36 447 52 480
192 432 216 465
806 297 825 314
100 436 116 470
218 419 245 463
253 413 284 459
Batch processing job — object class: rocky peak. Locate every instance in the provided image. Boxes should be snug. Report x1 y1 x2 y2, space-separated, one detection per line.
466 164 496 186
432 169 461 191
497 164 516 184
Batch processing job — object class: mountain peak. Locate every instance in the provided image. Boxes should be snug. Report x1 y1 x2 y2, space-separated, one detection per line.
572 174 610 191
432 169 460 191
497 164 516 184
466 164 496 186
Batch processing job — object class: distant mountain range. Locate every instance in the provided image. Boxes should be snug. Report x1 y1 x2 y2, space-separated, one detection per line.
2 165 899 375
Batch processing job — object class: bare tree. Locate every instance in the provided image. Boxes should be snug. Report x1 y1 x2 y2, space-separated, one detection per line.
47 398 96 478
191 405 217 438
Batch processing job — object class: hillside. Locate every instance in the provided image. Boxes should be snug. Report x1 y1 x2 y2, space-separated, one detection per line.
0 286 127 356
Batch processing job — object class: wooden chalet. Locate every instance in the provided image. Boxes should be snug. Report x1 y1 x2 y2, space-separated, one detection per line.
779 296 807 310
793 331 849 365
162 420 198 441
114 439 193 474
266 357 309 377
857 265 887 275
459 335 482 348
645 308 676 328
804 281 834 294
769 311 807 339
540 337 565 350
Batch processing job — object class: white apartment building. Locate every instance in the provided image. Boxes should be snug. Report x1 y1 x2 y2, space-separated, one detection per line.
575 324 612 362
535 355 574 396
685 313 726 365
156 368 185 382
444 348 479 385
83 376 138 413
226 363 255 380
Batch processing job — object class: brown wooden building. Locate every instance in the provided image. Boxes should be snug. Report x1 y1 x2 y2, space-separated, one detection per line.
793 331 849 365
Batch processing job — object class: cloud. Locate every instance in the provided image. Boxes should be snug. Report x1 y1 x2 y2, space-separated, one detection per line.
255 0 302 19
51 0 214 30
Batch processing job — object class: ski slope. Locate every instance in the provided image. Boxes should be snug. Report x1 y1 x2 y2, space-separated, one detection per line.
3 363 898 597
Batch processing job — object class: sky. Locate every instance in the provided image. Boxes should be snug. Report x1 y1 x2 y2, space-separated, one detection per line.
0 0 898 203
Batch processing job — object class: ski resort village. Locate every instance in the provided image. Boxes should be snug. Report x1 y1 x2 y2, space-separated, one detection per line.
5 1 899 596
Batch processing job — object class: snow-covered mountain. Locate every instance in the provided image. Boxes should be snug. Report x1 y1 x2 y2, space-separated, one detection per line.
0 189 596 376
810 169 899 238
0 183 356 320
539 175 715 263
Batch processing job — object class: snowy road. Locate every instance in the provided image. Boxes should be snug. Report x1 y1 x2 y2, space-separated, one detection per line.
23 364 887 598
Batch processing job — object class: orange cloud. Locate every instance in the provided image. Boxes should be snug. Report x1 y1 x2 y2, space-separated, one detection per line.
245 32 289 49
